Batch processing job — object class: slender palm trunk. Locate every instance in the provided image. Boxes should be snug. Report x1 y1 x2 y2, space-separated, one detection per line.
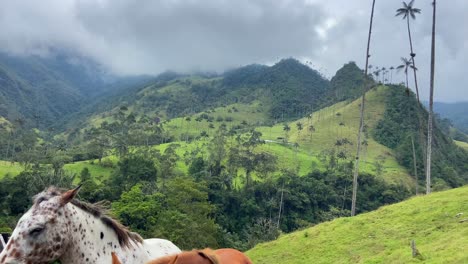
352 0 376 217
426 0 436 194
407 11 426 191
277 181 284 229
405 70 409 91
406 16 420 102
411 135 418 194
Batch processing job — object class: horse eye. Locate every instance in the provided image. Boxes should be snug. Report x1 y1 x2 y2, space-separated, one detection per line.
29 227 45 237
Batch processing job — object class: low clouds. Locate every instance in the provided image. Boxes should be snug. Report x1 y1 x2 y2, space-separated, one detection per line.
0 0 326 74
0 0 466 101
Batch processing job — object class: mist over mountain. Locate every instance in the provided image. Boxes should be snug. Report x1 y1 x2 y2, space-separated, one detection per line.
432 101 468 134
0 52 152 127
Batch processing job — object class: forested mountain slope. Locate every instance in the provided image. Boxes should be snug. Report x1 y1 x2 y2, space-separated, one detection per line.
61 58 332 133
0 52 150 128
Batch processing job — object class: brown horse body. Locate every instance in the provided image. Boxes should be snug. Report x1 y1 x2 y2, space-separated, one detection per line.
149 248 252 264
113 248 252 264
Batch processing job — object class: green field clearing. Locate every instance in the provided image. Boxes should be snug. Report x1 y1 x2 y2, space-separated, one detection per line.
454 140 468 151
64 160 115 183
0 161 23 178
247 185 468 264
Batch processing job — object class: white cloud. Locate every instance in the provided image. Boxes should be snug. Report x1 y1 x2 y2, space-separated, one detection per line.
0 0 466 101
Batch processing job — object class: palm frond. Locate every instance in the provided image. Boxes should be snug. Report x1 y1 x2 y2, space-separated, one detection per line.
400 57 410 63
408 0 415 8
396 8 407 17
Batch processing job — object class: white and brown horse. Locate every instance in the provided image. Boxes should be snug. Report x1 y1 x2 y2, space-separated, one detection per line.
0 186 180 264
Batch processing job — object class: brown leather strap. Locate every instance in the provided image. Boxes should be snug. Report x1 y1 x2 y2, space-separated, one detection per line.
168 254 179 264
198 250 220 264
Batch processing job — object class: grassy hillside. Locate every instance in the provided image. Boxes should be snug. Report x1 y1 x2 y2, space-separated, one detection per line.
128 86 413 186
0 160 114 180
455 140 468 151
256 86 411 186
247 185 468 264
32 84 411 191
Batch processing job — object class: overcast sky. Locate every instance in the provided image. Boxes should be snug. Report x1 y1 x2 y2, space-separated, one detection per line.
0 0 466 102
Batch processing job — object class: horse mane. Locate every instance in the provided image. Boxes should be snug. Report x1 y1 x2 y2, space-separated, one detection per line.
33 186 143 248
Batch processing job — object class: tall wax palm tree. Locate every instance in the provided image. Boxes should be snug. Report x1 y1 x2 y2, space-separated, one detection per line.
389 66 395 83
373 70 380 82
381 67 387 83
396 0 422 102
351 0 376 217
397 57 419 194
426 0 437 194
396 57 416 95
283 123 291 143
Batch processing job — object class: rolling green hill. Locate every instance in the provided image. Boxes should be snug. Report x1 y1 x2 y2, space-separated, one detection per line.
61 58 332 136
62 85 413 187
57 60 467 191
179 86 408 185
247 185 468 264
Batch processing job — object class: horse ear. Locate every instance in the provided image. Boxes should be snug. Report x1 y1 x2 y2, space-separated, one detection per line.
60 185 82 206
198 250 219 264
111 252 122 264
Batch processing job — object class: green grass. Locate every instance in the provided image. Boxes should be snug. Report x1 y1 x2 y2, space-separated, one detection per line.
454 140 468 151
247 185 468 264
64 160 115 183
163 101 269 140
257 86 412 186
0 161 23 178
0 159 114 182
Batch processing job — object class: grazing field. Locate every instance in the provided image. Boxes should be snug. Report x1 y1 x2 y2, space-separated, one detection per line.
0 161 23 179
63 160 115 182
247 185 468 264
